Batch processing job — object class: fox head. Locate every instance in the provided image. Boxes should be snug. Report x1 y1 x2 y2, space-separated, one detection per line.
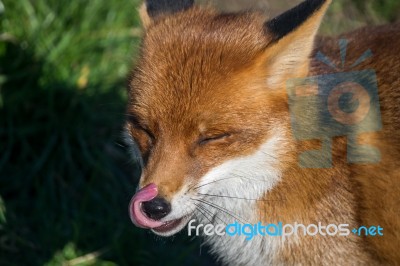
126 0 332 236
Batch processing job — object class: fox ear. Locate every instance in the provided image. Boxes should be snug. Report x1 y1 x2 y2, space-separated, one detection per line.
139 0 194 28
261 0 332 88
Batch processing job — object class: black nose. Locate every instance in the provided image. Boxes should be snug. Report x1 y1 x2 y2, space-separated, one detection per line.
141 197 171 220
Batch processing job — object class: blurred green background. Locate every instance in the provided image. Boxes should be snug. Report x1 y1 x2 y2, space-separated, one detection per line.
0 0 399 265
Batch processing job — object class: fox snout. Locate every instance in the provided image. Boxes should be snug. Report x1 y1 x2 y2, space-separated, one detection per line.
129 184 171 229
129 182 194 236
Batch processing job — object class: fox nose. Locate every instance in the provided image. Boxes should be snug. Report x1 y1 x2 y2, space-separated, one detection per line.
142 197 171 220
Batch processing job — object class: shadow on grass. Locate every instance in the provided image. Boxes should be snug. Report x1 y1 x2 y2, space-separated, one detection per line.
0 40 217 266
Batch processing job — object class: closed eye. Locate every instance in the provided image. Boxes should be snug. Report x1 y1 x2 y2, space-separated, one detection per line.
198 133 232 146
126 114 156 165
126 114 155 141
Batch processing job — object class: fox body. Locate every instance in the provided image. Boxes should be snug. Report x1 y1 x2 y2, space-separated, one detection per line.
126 0 400 264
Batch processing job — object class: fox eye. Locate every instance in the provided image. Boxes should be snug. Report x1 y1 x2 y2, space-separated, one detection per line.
129 126 152 149
198 133 231 146
126 116 155 161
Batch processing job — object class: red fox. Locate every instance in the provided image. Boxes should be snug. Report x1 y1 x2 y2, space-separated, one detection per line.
125 0 400 264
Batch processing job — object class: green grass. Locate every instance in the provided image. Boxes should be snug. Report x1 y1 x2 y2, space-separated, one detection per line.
0 0 398 265
320 0 400 35
0 0 214 265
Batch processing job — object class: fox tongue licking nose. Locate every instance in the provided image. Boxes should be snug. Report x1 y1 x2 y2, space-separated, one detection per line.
129 184 165 229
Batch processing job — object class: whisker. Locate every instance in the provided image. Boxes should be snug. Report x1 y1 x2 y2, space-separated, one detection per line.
194 203 233 246
190 174 272 191
114 141 127 148
194 206 212 247
194 203 214 224
260 151 280 160
196 193 284 202
192 198 249 224
189 177 238 191
196 202 229 226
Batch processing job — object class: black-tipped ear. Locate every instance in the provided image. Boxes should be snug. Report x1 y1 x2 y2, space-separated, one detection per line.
265 0 329 43
259 0 331 89
146 0 194 18
139 0 194 28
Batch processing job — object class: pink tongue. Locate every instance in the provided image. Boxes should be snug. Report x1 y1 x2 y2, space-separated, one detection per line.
129 183 165 229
